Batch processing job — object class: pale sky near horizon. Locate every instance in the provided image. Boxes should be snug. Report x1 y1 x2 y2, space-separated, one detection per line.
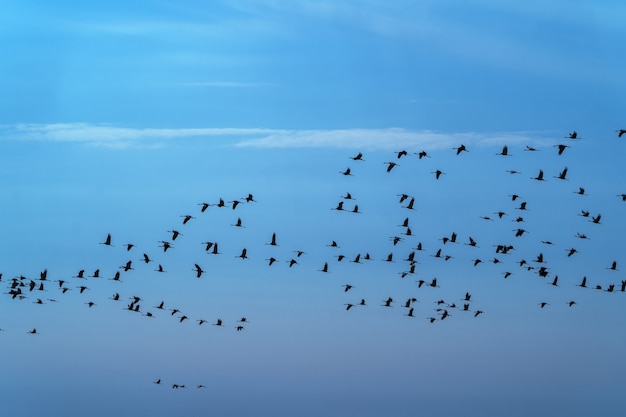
1 2 625 417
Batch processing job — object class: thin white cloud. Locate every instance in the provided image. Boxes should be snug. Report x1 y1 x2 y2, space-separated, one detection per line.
234 128 548 151
1 123 280 148
0 123 550 151
176 81 274 88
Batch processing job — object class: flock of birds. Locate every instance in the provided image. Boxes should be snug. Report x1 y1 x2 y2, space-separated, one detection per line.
2 129 626 390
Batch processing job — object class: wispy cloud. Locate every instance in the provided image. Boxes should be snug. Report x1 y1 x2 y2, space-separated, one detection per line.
0 123 550 150
234 128 550 150
176 81 273 88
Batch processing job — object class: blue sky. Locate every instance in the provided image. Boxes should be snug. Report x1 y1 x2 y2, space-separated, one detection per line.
1 1 626 416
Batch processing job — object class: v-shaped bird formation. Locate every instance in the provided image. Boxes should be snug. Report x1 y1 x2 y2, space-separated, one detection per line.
2 129 626 391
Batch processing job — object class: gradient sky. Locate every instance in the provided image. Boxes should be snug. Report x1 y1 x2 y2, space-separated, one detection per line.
1 1 625 417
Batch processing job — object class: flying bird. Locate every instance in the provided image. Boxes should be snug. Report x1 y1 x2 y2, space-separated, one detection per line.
453 144 468 155
531 170 545 181
100 233 113 246
193 264 204 278
496 145 511 156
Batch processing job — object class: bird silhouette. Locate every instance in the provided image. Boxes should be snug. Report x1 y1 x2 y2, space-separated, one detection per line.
267 233 278 246
496 145 511 156
340 167 353 176
555 167 568 180
555 144 569 155
453 144 468 155
193 264 204 278
181 215 195 224
100 233 113 246
432 170 445 180
384 162 399 172
531 169 545 181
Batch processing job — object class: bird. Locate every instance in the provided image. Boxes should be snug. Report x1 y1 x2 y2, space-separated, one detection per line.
590 214 601 224
416 150 430 159
617 129 626 138
496 145 510 156
396 150 408 159
168 230 182 240
577 276 588 288
350 152 364 161
159 241 173 252
384 162 399 172
193 264 204 278
236 248 248 260
100 233 113 246
453 144 468 155
120 260 133 272
555 144 569 155
340 167 353 176
181 215 195 224
231 218 244 228
567 131 578 139
432 170 445 180
332 201 344 211
555 167 568 180
574 187 587 196
267 233 278 246
531 169 545 181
